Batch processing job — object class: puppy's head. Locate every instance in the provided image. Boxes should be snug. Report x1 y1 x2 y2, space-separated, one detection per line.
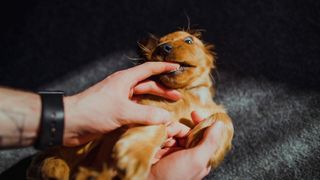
139 31 215 88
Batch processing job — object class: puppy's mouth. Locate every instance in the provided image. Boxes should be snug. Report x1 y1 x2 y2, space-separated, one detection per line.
165 61 196 76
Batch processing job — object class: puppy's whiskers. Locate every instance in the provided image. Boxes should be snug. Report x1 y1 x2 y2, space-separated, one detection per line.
137 41 151 53
186 13 191 32
148 33 159 41
157 41 170 47
125 55 145 65
209 72 216 86
210 69 220 89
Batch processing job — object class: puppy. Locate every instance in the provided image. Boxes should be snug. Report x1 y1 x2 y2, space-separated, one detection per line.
27 30 234 180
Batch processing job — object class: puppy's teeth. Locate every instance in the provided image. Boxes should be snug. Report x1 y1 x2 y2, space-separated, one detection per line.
168 67 180 73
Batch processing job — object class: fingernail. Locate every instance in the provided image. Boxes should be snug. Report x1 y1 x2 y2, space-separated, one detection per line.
172 90 182 97
169 63 180 69
167 90 182 100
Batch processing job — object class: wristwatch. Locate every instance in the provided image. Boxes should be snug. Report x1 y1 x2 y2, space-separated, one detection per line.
34 91 65 150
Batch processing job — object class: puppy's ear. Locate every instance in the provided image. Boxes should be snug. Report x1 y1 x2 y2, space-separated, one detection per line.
205 44 215 52
138 34 159 60
187 29 204 39
204 43 217 69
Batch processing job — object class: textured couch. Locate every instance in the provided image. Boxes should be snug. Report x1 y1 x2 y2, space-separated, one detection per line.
0 0 319 179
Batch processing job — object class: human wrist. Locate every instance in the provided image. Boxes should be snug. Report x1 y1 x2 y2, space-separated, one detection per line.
63 95 84 145
21 92 42 147
63 95 77 126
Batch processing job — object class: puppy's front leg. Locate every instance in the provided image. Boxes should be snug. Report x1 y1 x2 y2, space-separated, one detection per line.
187 113 234 169
113 125 167 180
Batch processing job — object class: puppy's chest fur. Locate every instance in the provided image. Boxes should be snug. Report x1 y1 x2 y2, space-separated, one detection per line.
139 85 225 127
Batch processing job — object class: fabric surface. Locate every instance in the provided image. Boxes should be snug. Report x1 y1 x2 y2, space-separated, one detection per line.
0 0 319 179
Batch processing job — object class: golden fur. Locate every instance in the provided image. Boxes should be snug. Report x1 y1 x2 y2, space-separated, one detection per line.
27 31 234 180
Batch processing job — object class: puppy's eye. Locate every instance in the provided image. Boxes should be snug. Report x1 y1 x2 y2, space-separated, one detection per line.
184 37 193 44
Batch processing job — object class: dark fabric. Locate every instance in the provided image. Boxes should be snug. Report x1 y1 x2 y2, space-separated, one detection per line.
0 0 319 179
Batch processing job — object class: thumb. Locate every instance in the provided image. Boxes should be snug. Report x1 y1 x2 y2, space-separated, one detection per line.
201 121 225 148
120 102 171 125
192 121 225 164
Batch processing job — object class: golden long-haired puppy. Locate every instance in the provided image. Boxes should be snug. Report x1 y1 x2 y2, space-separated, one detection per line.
27 30 234 180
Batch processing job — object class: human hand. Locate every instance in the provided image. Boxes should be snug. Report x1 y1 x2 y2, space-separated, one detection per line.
149 111 226 180
63 62 181 146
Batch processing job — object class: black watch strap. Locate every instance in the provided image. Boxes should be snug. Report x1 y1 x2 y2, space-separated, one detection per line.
34 91 65 150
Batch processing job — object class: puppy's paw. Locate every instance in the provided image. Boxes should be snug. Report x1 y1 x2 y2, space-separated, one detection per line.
187 113 234 168
76 167 100 180
113 125 166 180
75 166 116 180
41 157 70 180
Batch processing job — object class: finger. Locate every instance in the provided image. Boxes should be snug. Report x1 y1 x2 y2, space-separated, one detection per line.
166 122 190 138
125 62 180 85
201 121 225 147
150 147 208 179
120 102 171 125
133 80 182 101
64 133 99 147
151 158 160 165
177 137 188 147
163 138 177 147
152 148 171 164
192 121 225 164
191 111 204 125
152 148 172 164
130 95 140 103
154 147 183 160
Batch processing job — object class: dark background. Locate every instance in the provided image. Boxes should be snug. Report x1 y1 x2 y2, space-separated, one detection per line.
0 0 320 179
0 0 319 91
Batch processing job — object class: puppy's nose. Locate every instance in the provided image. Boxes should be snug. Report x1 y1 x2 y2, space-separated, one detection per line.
161 43 172 54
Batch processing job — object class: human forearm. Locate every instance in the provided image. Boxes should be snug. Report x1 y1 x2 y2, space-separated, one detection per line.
0 87 91 148
0 62 181 148
0 87 41 149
